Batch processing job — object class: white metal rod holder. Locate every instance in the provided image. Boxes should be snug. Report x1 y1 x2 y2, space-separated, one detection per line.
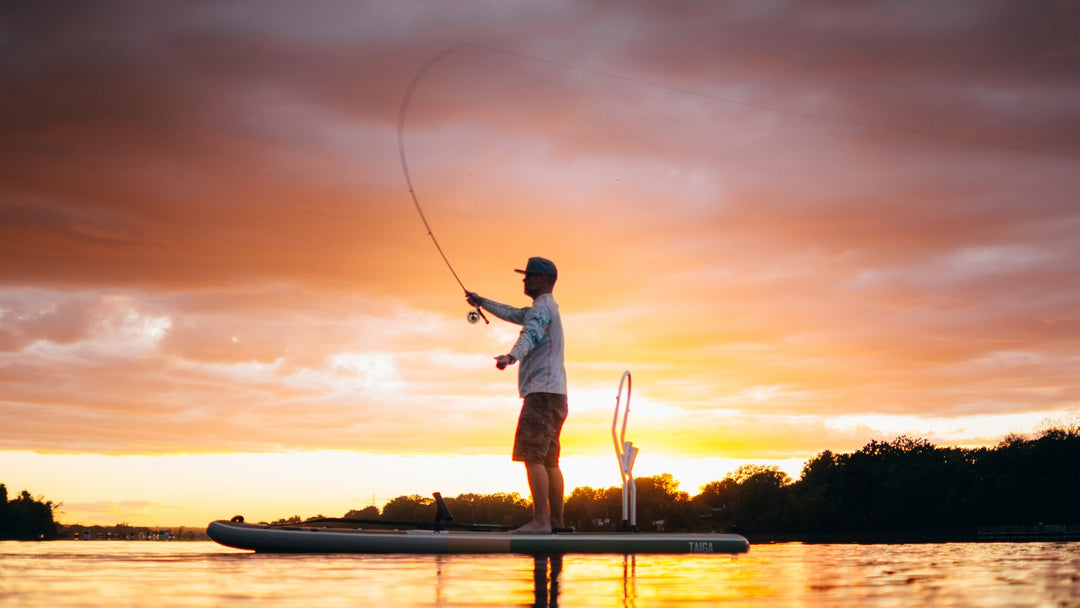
611 370 637 530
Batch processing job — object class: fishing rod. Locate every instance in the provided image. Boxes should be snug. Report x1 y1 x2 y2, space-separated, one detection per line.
398 45 489 325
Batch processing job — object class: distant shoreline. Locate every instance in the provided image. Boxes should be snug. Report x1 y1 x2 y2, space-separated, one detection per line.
751 523 1080 544
37 522 1079 545
55 524 209 542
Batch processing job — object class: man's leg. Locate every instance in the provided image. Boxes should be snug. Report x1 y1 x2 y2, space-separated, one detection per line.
515 461 552 533
547 465 564 529
512 393 567 533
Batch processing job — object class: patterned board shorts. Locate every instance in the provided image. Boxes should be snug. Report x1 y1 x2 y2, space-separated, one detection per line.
512 392 568 467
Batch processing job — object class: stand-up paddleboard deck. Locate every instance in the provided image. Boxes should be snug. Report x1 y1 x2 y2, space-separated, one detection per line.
207 520 749 555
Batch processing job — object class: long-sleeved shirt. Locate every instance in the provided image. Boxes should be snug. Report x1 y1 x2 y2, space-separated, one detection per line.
479 292 566 397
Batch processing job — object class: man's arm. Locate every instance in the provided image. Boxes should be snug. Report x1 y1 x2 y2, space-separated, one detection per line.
495 353 515 370
507 302 551 362
466 292 526 324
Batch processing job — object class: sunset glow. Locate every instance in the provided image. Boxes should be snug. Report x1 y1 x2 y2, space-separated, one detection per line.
2 2 1078 526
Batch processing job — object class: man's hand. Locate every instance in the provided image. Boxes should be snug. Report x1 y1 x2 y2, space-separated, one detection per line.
495 354 515 370
465 291 482 307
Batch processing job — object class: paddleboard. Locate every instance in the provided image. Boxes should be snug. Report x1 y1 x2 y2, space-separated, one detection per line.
206 519 749 555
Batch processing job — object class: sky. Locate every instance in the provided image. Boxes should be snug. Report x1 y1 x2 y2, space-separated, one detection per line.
2 1 1079 527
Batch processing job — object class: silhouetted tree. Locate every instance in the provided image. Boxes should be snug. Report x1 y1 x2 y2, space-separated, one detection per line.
694 478 738 531
0 484 59 540
564 486 621 531
343 506 380 519
717 465 792 533
444 493 530 527
380 495 434 522
633 474 694 531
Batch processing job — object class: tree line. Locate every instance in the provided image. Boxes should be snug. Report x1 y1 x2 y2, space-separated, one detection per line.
701 426 1079 539
0 483 59 540
327 423 1079 539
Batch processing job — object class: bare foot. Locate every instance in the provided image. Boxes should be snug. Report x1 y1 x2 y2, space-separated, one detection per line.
512 520 552 534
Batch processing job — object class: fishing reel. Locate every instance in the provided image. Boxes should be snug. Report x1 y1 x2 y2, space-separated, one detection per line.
467 306 489 324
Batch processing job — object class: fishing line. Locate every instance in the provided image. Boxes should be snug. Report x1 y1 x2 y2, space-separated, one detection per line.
464 318 502 380
397 44 1075 323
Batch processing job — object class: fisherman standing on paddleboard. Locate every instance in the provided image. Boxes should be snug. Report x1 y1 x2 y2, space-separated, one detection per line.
466 256 567 534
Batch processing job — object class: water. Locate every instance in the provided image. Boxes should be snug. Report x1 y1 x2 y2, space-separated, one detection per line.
2 541 1078 607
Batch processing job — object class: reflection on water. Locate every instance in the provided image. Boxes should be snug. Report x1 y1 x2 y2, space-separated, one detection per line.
1 541 1078 607
533 555 561 607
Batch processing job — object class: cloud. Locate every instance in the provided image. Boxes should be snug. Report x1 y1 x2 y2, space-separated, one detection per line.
1 1 1079 464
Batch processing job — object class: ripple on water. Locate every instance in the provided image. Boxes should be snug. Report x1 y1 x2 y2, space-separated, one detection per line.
0 540 1078 607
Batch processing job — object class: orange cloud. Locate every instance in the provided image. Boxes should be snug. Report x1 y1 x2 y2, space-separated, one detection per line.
2 2 1079 470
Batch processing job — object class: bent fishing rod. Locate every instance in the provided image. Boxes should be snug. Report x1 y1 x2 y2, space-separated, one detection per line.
397 45 488 325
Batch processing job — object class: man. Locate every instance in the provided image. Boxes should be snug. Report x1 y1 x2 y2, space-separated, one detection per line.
466 256 567 534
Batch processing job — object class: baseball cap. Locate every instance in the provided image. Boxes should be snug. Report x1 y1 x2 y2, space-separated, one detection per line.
514 256 558 278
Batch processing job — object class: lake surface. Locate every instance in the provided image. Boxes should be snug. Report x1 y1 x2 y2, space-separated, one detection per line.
1 540 1078 607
